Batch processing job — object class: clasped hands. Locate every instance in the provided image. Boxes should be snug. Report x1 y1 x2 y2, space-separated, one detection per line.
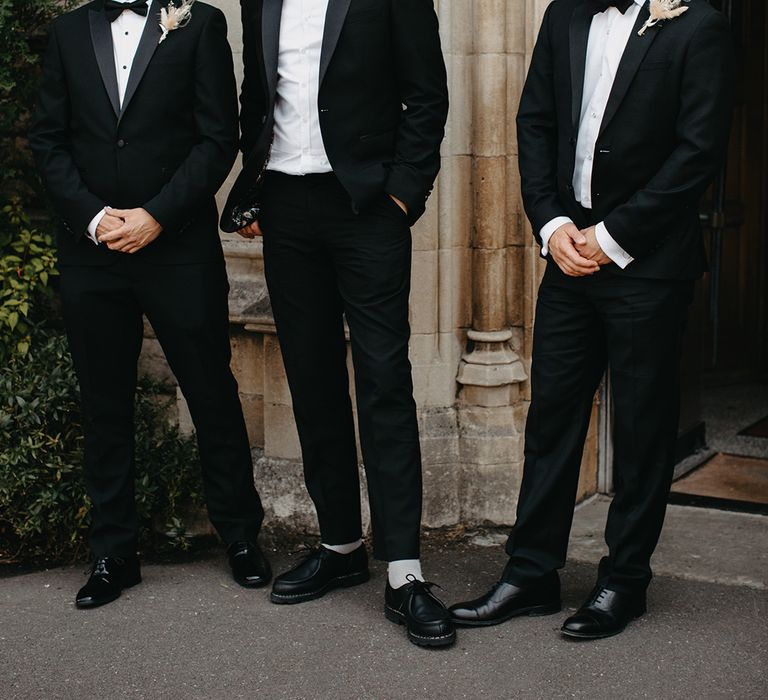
96 207 162 254
549 223 611 277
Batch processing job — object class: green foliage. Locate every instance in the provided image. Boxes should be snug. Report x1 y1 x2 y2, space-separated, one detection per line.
0 200 58 360
0 331 206 565
0 0 75 203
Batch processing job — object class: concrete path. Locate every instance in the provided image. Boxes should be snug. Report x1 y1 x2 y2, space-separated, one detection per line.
2 500 766 699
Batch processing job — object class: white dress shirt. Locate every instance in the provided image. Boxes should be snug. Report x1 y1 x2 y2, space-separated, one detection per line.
86 0 150 244
267 0 332 175
540 0 644 269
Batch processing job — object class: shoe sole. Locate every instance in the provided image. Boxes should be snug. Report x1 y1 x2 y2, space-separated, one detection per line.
384 605 457 648
560 606 647 640
270 570 370 605
75 575 142 610
451 601 562 628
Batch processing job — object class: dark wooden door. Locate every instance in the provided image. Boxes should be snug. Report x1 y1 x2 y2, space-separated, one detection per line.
677 0 768 462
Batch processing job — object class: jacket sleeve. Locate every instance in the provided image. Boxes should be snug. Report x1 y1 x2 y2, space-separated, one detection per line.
516 4 568 245
28 22 105 239
385 0 449 225
603 13 735 259
239 0 267 158
144 9 239 231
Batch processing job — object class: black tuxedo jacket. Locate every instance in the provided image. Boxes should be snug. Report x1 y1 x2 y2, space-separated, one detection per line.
518 0 735 279
29 0 239 266
221 0 449 231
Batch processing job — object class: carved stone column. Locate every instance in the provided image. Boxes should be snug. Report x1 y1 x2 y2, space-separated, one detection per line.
451 0 532 524
457 0 527 410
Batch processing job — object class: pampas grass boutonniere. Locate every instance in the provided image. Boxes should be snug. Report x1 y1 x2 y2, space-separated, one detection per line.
159 0 195 44
638 0 689 36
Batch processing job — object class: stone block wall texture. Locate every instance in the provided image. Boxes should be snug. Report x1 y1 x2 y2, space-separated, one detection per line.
141 0 601 540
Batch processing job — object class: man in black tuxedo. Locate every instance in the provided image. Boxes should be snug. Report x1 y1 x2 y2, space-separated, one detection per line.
223 0 453 647
450 0 734 639
30 0 271 609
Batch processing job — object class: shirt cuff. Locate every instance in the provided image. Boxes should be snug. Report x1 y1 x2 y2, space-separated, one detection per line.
539 216 573 258
595 221 634 269
86 208 106 246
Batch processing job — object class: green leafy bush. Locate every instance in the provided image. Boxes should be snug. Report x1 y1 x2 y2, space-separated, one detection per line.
0 200 58 360
0 0 76 203
0 331 206 565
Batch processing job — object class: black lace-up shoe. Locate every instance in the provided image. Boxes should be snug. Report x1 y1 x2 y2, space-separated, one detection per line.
228 541 272 588
561 586 646 639
385 576 456 648
270 545 370 604
75 556 141 609
449 571 561 627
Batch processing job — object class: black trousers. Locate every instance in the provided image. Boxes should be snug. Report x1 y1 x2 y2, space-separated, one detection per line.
504 262 694 593
59 255 264 558
260 171 422 562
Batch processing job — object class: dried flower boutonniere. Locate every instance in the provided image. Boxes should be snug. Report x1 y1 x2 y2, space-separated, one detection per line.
159 0 195 44
638 0 689 36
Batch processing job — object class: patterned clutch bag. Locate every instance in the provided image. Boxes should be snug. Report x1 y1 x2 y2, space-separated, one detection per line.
228 202 261 231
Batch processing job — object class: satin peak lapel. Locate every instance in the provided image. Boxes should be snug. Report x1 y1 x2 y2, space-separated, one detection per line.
89 4 121 118
120 0 163 122
319 0 352 86
598 2 658 137
569 2 593 133
262 0 283 105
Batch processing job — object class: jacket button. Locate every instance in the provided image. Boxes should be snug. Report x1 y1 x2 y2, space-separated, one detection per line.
117 139 126 148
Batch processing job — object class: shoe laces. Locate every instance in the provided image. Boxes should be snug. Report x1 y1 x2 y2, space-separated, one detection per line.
91 556 124 578
405 574 445 594
588 586 614 609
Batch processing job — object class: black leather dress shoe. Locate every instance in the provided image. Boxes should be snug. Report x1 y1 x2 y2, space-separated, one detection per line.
385 577 456 648
449 572 561 627
270 545 369 604
561 586 646 640
75 556 141 609
228 541 272 588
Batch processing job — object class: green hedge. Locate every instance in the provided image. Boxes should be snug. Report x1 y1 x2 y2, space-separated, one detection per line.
0 201 58 360
0 0 77 204
0 330 206 564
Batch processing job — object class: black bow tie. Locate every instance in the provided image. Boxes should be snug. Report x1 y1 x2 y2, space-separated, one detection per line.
592 0 636 14
104 0 149 22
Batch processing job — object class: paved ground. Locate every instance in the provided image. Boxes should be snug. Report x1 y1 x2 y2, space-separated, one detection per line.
2 500 767 700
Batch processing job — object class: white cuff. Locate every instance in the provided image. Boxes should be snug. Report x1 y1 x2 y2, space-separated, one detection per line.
86 208 107 246
595 221 634 269
539 216 573 258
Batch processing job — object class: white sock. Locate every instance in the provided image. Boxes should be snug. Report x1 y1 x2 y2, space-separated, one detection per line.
388 559 424 588
321 539 363 555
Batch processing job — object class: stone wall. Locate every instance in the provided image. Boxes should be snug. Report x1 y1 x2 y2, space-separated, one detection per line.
141 0 600 539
